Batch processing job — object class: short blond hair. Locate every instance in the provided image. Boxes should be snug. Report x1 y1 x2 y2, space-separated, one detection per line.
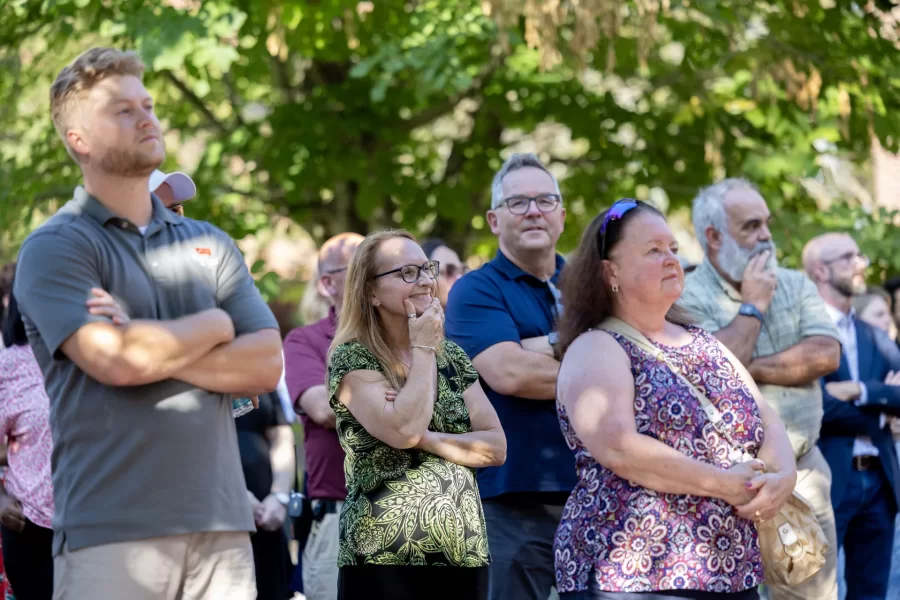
50 47 145 161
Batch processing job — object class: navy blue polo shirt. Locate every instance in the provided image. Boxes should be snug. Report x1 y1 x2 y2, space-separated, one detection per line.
446 250 576 500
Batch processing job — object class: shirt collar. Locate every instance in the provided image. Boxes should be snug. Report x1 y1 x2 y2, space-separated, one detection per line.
491 249 565 283
696 258 742 302
825 303 855 327
73 185 182 228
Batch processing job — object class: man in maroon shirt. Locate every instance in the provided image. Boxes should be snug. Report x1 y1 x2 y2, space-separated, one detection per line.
284 232 362 600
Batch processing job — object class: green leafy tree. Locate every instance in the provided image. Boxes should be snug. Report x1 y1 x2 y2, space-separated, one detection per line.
1 0 898 280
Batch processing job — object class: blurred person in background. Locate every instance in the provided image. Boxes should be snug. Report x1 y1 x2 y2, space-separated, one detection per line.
327 230 505 600
299 265 332 326
284 232 363 600
446 153 574 600
803 233 900 600
0 287 54 600
149 168 195 216
421 238 468 307
236 390 295 600
554 200 795 600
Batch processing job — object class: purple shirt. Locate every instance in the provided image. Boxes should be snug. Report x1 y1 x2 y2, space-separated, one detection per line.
554 327 764 594
284 308 347 500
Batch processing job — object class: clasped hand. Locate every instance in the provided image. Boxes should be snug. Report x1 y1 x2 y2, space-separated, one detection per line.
723 459 794 522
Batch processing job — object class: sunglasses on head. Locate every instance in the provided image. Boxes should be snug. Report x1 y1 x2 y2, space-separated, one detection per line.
597 199 639 259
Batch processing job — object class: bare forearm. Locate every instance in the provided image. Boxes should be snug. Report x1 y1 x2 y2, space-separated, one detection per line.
490 352 559 400
418 430 506 468
390 348 436 439
603 434 729 500
711 316 762 366
107 309 234 385
175 329 283 395
268 426 296 495
748 337 841 386
299 386 335 428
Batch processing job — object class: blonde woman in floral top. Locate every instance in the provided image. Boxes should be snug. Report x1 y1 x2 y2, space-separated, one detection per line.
327 230 506 600
553 201 797 600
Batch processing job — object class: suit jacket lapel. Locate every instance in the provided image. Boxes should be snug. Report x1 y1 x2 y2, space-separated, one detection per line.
855 319 875 379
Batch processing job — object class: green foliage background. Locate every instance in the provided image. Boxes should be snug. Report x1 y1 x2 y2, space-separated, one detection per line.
2 0 900 295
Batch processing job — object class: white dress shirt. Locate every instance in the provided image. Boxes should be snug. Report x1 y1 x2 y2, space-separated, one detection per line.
826 305 880 457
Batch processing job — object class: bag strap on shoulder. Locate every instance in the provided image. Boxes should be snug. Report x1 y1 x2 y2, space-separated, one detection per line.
599 317 749 461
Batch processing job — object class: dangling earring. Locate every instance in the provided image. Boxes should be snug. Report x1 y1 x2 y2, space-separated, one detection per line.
611 283 619 293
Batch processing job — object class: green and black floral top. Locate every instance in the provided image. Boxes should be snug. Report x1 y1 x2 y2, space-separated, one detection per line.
327 339 491 568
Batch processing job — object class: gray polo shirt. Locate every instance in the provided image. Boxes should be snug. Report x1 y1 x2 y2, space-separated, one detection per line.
13 186 279 554
678 258 840 458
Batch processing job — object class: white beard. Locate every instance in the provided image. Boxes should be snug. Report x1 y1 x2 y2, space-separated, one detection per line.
717 234 777 282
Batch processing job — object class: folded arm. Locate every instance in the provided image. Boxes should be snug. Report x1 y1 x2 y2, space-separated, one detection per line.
175 329 283 396
472 342 559 400
748 336 841 386
61 310 235 387
820 381 877 436
416 379 506 468
336 347 436 449
710 315 763 366
856 380 900 417
299 385 335 428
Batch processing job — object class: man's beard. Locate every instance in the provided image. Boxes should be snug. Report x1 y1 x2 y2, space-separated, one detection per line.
96 144 163 178
829 269 867 298
718 233 777 282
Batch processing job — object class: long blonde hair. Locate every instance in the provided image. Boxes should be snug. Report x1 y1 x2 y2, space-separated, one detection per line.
329 229 420 390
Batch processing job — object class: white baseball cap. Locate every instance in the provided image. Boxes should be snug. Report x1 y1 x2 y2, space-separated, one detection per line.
148 169 197 202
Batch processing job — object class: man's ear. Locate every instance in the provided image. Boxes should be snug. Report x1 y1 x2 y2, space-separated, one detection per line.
66 128 90 160
705 226 723 252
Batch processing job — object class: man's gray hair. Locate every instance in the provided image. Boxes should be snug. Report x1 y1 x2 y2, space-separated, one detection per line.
490 153 561 210
691 177 759 254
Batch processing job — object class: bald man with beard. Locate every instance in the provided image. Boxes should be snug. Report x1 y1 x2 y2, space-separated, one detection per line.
804 233 900 600
283 233 364 600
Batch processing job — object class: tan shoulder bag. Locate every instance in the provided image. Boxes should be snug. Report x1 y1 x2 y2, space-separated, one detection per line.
600 317 828 586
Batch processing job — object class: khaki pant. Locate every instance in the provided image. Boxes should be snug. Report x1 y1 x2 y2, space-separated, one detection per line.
767 446 838 600
302 501 342 600
53 531 255 600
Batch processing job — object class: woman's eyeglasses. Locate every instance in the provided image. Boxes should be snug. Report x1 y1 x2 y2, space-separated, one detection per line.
374 260 440 284
598 199 639 259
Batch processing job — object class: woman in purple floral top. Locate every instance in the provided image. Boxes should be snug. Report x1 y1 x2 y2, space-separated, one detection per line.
553 201 797 600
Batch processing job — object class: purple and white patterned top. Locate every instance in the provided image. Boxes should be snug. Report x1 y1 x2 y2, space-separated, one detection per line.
554 327 765 594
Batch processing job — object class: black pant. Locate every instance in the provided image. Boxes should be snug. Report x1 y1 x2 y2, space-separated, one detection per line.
1 518 53 600
338 565 488 600
250 527 294 600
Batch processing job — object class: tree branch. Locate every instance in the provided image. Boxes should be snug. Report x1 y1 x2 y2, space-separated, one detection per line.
398 50 505 133
160 70 230 135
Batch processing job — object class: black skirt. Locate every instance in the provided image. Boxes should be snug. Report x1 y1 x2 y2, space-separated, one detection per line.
338 564 489 600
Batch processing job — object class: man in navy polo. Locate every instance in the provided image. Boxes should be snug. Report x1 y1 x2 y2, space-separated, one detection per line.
446 153 574 600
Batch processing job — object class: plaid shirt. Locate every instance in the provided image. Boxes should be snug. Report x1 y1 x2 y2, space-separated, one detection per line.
678 259 840 458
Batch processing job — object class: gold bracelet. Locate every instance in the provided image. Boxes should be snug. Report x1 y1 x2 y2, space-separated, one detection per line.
411 345 437 353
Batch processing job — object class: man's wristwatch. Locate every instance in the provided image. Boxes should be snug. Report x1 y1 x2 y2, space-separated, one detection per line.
548 331 559 347
273 492 290 506
738 303 765 322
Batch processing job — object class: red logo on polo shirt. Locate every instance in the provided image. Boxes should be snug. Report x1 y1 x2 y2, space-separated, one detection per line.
195 247 212 255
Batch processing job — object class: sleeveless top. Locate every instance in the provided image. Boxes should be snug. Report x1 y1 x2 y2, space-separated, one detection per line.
327 340 490 568
554 327 765 594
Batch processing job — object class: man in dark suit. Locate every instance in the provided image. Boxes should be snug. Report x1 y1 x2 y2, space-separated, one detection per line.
803 233 900 600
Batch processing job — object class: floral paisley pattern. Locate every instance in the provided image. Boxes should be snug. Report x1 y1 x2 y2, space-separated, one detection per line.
328 340 490 568
554 327 764 593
